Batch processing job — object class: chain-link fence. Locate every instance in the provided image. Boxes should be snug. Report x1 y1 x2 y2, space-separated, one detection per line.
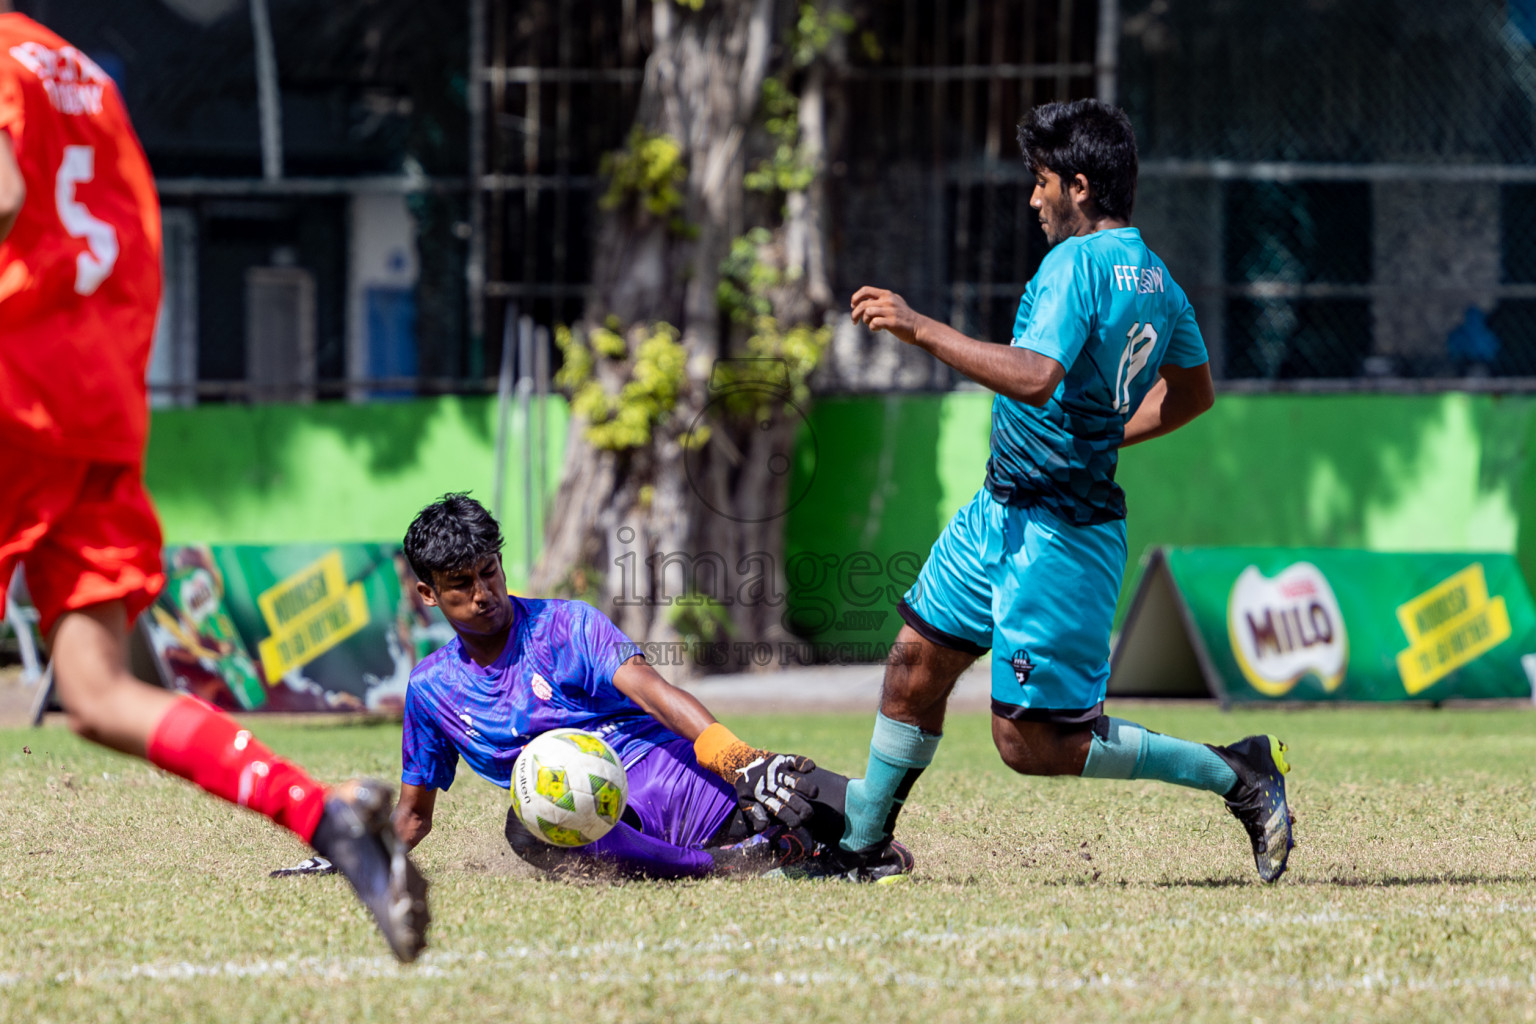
39 0 1536 400
1121 0 1536 384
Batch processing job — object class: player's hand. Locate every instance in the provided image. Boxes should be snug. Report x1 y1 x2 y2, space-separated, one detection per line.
851 286 925 346
734 752 818 830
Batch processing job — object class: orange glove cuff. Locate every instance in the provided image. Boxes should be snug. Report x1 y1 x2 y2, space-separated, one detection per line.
693 722 764 783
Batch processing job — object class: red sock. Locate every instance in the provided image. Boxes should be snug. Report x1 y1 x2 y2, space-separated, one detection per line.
147 695 328 842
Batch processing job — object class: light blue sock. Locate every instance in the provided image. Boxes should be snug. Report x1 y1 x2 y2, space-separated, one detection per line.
840 713 942 853
1080 717 1237 795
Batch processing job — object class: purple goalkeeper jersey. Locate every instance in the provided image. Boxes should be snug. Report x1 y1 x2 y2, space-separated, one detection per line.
401 595 673 792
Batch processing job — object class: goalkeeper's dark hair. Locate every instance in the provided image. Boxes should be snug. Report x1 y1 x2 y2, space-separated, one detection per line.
1017 99 1138 221
403 492 504 587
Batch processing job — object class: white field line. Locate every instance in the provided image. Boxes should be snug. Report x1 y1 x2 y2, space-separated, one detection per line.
8 901 1536 991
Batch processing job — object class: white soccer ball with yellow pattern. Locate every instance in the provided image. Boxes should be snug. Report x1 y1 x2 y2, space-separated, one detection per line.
510 728 629 846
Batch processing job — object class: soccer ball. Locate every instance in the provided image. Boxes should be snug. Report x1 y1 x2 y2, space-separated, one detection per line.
510 728 629 846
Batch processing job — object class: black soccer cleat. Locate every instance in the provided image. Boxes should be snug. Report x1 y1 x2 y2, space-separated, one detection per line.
774 838 914 884
709 826 814 876
269 855 337 877
1210 735 1295 883
310 778 430 962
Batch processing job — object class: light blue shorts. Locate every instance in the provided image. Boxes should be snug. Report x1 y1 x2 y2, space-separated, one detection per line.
901 488 1127 723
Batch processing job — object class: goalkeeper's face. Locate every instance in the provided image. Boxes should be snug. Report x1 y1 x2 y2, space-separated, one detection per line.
419 554 512 637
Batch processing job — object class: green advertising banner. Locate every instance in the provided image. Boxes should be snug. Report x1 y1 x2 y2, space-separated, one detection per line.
1110 547 1536 704
140 543 453 713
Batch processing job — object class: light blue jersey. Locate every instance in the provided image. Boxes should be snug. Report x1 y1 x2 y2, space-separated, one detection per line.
908 226 1208 716
985 227 1207 525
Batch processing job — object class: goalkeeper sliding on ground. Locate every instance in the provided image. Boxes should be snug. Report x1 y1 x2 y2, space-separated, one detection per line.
285 493 911 882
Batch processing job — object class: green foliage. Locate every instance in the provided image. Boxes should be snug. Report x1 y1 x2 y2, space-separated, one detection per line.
744 78 814 195
666 590 736 645
706 316 831 421
742 315 830 406
554 321 689 451
744 4 855 196
716 228 780 325
857 30 883 61
600 127 690 233
715 229 831 415
789 1 855 68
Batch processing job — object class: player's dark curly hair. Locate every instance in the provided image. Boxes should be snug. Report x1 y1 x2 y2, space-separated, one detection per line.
1017 99 1138 221
402 492 504 587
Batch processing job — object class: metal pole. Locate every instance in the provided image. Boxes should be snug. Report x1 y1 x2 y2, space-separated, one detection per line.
249 0 283 181
517 316 535 584
467 0 488 351
533 323 550 550
492 306 515 526
1095 0 1119 105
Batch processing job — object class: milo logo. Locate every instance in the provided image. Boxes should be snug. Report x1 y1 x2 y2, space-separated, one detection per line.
1227 562 1348 696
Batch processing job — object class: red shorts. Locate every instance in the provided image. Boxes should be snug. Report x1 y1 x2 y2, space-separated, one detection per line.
0 448 165 637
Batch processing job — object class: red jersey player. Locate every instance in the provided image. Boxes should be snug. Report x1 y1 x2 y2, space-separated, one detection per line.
0 10 428 961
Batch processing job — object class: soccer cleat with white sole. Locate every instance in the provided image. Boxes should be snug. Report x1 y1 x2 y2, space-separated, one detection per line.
309 778 430 962
1210 735 1295 883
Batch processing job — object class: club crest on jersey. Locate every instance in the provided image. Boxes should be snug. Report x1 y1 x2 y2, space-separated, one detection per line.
530 673 553 701
1010 649 1034 685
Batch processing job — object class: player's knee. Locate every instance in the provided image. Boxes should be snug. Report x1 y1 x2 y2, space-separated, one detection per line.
56 667 167 754
993 733 1047 775
991 718 1089 776
991 723 1044 775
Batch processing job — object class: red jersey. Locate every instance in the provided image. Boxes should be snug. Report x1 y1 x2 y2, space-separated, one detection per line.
0 14 161 463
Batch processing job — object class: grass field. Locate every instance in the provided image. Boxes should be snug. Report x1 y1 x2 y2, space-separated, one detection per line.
4 702 1536 1023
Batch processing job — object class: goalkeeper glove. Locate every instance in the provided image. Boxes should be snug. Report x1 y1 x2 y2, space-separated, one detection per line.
694 722 819 829
735 752 818 830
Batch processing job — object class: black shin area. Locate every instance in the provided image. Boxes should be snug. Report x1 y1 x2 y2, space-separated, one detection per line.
802 766 849 846
504 807 575 872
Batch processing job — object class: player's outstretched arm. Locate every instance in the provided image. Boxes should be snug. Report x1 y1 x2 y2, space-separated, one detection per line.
851 286 1066 404
1121 361 1215 447
613 657 819 829
613 656 719 742
393 783 437 850
0 130 25 243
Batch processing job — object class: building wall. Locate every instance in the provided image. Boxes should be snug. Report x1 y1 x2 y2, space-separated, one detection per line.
146 395 567 590
145 391 1536 640
784 391 1536 644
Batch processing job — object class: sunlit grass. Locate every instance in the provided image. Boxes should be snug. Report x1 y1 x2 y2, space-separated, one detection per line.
3 703 1535 1023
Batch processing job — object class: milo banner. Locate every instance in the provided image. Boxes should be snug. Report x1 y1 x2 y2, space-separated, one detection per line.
1110 547 1536 704
140 544 453 713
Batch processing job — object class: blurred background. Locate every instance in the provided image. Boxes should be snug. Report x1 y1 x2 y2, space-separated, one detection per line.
25 0 1536 400
9 0 1536 681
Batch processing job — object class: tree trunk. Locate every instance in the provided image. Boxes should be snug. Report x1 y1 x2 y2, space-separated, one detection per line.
531 0 844 675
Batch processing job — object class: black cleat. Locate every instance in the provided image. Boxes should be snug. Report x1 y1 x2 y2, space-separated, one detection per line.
709 826 814 876
310 779 430 962
1210 735 1295 883
269 855 337 877
774 838 914 884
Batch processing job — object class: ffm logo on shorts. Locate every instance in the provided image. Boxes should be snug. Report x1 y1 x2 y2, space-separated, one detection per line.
1009 649 1034 685
1226 562 1348 697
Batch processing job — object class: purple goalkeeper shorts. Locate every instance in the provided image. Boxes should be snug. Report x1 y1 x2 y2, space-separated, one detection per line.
623 736 738 848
